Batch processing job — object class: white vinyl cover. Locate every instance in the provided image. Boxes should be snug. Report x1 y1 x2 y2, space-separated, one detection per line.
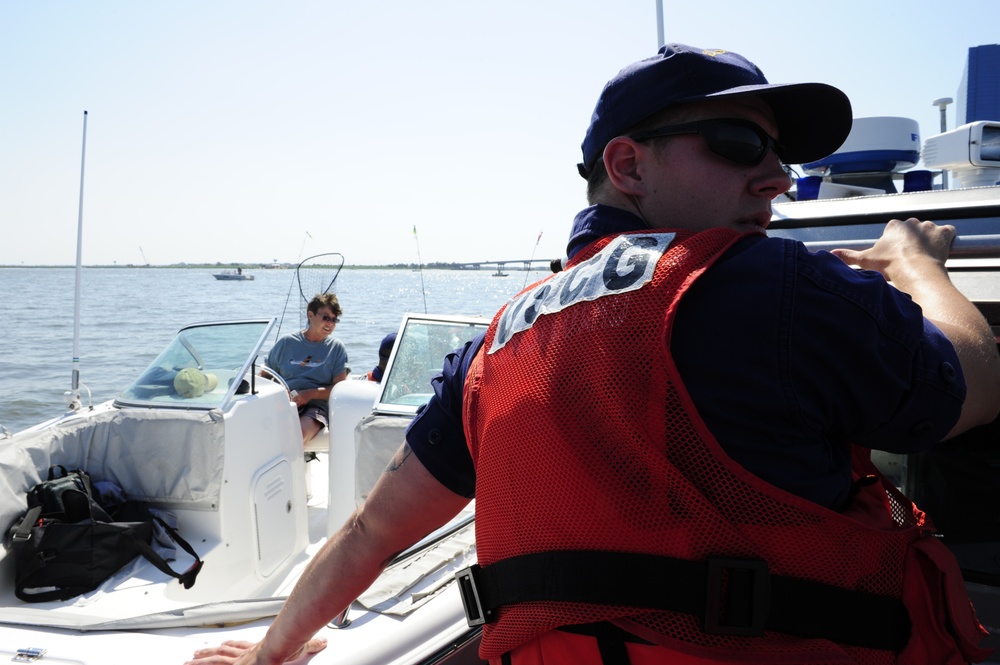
0 408 225 531
353 413 411 506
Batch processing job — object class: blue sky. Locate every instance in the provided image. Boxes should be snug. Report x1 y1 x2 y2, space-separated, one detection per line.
2 1 998 267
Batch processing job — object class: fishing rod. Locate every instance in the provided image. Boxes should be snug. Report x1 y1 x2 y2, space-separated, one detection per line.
413 225 428 314
275 231 315 340
297 230 313 261
522 229 544 290
67 110 90 412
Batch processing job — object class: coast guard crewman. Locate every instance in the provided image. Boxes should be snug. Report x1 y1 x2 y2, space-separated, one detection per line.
188 44 1000 665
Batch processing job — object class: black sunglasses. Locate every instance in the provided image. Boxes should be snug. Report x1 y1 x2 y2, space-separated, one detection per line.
319 314 340 323
630 118 785 166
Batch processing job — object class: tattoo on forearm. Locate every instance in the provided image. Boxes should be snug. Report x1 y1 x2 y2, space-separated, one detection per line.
386 443 412 473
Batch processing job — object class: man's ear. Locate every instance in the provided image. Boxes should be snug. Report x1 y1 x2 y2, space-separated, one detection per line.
603 137 648 197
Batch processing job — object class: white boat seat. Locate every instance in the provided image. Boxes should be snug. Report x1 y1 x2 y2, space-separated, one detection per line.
304 426 330 453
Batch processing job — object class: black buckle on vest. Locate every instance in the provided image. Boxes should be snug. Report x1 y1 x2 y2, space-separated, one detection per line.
704 558 770 637
456 565 491 627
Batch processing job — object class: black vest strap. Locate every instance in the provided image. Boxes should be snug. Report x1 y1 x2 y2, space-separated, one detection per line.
456 550 911 652
559 622 652 665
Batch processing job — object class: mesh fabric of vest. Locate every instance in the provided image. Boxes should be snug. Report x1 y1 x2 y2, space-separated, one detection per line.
463 228 928 664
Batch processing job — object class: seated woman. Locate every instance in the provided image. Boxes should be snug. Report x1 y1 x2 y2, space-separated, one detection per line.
265 293 349 445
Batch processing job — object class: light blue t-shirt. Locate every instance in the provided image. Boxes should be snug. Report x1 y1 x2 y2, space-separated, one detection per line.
265 331 349 393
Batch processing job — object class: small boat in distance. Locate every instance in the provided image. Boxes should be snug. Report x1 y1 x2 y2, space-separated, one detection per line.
213 267 254 281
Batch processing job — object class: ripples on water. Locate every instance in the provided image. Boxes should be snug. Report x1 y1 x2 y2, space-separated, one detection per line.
0 266 543 434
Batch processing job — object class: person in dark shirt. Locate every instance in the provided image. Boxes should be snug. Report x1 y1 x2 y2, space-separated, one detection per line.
367 332 397 383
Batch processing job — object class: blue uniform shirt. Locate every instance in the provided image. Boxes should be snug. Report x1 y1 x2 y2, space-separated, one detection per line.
407 205 966 509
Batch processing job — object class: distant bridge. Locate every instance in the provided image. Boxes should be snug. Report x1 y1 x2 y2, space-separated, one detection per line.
453 259 557 273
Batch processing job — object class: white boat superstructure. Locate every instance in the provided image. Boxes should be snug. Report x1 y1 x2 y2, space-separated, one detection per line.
0 313 489 665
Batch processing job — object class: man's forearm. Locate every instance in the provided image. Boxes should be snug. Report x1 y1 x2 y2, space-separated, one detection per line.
833 219 1000 436
257 513 391 661
257 442 471 662
891 257 1000 435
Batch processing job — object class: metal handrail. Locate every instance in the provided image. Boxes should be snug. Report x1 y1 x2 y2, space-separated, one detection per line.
327 606 351 629
804 234 1000 258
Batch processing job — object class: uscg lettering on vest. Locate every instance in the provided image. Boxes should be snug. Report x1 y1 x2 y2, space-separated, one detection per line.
489 232 675 353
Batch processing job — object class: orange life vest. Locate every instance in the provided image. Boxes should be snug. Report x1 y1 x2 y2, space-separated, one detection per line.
462 228 989 664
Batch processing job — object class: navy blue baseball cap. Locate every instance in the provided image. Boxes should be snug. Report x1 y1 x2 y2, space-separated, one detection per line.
370 332 398 382
378 332 397 360
578 44 853 177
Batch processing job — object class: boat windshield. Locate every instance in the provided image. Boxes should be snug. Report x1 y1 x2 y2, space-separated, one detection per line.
375 313 488 416
116 319 275 411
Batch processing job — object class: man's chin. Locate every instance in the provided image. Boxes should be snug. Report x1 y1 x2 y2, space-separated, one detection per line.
735 221 767 234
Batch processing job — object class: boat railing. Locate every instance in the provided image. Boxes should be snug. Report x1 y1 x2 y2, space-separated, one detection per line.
804 233 1000 258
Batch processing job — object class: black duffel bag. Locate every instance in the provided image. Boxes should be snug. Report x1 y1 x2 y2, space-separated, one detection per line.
7 465 203 603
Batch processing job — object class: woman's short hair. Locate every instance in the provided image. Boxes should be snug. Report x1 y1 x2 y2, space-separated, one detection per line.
307 292 342 317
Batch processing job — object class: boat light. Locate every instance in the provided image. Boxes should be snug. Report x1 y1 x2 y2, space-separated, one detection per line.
922 121 1000 189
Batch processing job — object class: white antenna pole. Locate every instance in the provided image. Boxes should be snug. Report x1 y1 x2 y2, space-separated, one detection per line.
68 110 88 411
655 0 665 48
413 225 427 314
933 97 953 190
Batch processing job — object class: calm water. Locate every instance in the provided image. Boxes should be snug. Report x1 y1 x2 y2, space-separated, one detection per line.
0 266 543 434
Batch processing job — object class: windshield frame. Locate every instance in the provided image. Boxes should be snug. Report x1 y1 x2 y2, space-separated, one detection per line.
115 318 276 412
373 313 489 417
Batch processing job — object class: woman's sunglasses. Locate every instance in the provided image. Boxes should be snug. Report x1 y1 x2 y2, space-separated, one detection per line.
630 118 785 166
317 314 339 324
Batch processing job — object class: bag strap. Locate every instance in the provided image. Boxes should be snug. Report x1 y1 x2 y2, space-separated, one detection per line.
457 550 911 652
128 515 203 589
46 465 69 481
11 506 42 544
45 465 93 495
